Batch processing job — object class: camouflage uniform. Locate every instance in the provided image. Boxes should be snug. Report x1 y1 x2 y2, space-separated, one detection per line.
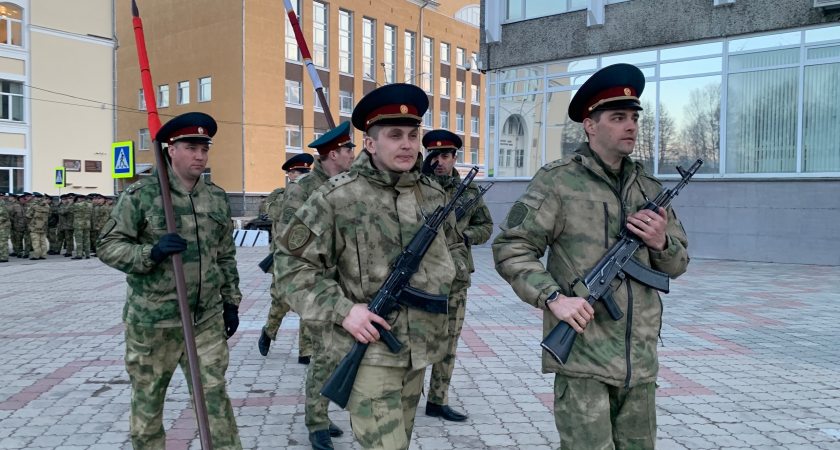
492 143 690 448
428 171 493 406
25 198 50 258
91 202 110 254
69 199 92 258
258 199 267 216
275 151 469 450
58 201 75 255
97 167 242 450
0 200 9 260
10 200 28 257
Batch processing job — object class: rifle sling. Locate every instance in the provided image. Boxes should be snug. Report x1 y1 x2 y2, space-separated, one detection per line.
397 286 449 314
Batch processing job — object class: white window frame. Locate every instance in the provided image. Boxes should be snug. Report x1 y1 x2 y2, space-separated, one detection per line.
363 18 375 80
505 0 598 24
313 2 328 68
423 108 433 129
285 79 302 106
422 36 434 94
286 125 303 150
471 116 479 135
177 81 189 105
440 110 449 130
139 128 150 151
0 80 23 122
456 113 465 133
456 47 466 67
440 77 450 97
157 85 169 108
441 42 451 64
404 31 416 84
0 6 23 48
384 25 397 84
198 77 211 102
339 90 353 115
138 89 146 111
471 84 480 104
314 87 329 110
339 10 353 74
456 80 465 101
470 148 479 164
285 0 302 62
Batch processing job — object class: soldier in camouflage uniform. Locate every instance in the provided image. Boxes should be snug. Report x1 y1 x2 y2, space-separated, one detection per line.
257 195 267 216
90 194 110 256
272 121 356 450
46 195 60 255
420 130 494 422
259 152 314 361
492 64 690 449
69 194 93 259
276 84 469 450
97 112 242 450
25 192 50 260
0 194 9 262
10 193 29 258
58 194 75 256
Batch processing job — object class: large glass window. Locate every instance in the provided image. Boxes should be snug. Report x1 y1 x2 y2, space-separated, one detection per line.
440 77 450 97
441 42 450 64
286 125 302 150
440 111 449 130
339 10 352 74
363 18 375 80
455 6 480 27
471 116 479 135
0 4 23 47
285 0 301 61
456 113 465 133
286 79 302 105
456 47 466 67
340 90 353 114
456 81 465 101
0 80 22 122
423 108 433 128
0 154 23 194
506 0 587 21
384 25 396 84
313 2 328 68
803 62 840 173
422 37 433 94
404 31 416 84
659 76 721 175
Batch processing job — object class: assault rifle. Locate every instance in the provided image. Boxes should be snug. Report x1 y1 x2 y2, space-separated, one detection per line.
454 182 494 221
541 159 702 365
258 253 273 274
321 166 480 409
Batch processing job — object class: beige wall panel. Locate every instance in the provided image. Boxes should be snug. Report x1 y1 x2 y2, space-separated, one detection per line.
31 0 113 37
0 56 24 75
0 132 25 149
30 32 113 195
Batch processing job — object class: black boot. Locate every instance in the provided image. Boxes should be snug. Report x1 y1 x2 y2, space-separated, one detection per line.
71 256 82 260
64 253 72 257
258 329 271 356
9 252 17 257
46 250 56 255
0 259 8 263
327 421 343 437
308 430 333 450
425 402 468 422
298 355 311 365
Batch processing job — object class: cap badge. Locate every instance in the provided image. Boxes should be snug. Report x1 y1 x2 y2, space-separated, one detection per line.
400 105 408 114
437 141 442 146
198 127 204 134
624 88 631 96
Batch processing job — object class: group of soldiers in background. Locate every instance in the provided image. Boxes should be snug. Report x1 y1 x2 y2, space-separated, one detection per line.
0 192 115 263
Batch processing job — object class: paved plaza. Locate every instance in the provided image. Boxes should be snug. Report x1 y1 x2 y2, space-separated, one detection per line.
0 248 839 450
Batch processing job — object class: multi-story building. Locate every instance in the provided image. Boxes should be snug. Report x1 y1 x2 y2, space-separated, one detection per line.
116 0 483 215
0 0 115 195
480 0 840 265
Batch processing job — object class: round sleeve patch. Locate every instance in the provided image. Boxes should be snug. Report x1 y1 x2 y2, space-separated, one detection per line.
282 207 297 224
505 203 529 228
287 223 311 251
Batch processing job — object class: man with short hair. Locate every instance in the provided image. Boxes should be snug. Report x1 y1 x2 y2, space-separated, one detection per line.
276 84 469 450
25 192 50 260
98 112 242 450
492 64 691 449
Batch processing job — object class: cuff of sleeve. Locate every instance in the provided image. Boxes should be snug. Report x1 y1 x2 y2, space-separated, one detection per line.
649 235 679 262
537 286 562 311
332 297 356 326
140 244 156 268
223 296 242 307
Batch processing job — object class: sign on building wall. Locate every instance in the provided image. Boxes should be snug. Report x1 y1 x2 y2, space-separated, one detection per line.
85 160 102 172
63 159 81 172
54 167 66 188
111 141 135 179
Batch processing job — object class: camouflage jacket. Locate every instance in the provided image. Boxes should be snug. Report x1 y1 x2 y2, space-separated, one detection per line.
0 201 9 230
275 151 469 369
58 203 74 230
258 201 267 216
97 164 242 328
9 201 25 229
69 201 92 229
265 187 286 252
48 201 59 228
92 204 110 230
431 171 494 291
492 143 690 388
279 160 331 230
25 199 50 232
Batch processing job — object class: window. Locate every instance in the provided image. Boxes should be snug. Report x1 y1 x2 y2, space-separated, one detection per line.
440 42 450 64
313 2 328 68
0 80 22 122
455 5 480 27
440 77 450 97
314 128 328 141
384 25 396 84
470 148 478 164
457 149 465 163
139 129 150 151
456 47 466 67
803 62 840 172
456 114 465 133
286 79 302 105
471 52 478 71
138 89 146 111
198 77 211 102
423 108 433 128
0 3 23 47
286 125 302 149
201 168 211 183
339 90 353 114
157 85 169 108
177 81 189 105
363 18 375 79
471 116 479 135
456 81 465 101
421 37 433 94
314 87 329 110
0 154 24 194
471 84 479 103
506 0 588 21
404 31 416 84
440 111 449 130
285 0 301 61
339 10 352 74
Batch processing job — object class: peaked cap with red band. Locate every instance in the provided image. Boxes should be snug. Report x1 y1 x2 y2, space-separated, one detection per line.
351 83 429 132
568 63 645 123
281 153 314 172
422 129 462 154
308 121 356 154
156 112 217 144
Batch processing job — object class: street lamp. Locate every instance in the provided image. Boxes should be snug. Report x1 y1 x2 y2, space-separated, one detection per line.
465 55 482 72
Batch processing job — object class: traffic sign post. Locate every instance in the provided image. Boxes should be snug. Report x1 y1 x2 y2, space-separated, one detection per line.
112 141 135 179
54 167 66 188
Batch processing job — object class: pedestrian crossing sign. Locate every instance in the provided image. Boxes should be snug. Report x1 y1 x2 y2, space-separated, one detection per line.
54 167 66 187
111 141 135 179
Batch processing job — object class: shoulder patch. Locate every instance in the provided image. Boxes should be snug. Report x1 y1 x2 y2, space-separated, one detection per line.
542 155 575 172
639 170 664 187
322 171 358 195
419 175 445 193
126 178 157 195
282 206 297 224
506 203 529 228
287 223 310 250
204 180 225 192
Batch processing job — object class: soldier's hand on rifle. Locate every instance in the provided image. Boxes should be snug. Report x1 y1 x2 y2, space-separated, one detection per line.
548 294 595 334
150 233 188 264
626 207 668 251
342 304 391 344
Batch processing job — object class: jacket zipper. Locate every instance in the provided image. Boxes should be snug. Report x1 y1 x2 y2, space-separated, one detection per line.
624 282 634 391
188 193 202 326
602 203 609 249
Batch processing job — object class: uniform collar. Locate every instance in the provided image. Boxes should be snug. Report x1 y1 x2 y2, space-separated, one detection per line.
309 159 330 183
354 150 422 188
151 157 208 196
574 142 637 184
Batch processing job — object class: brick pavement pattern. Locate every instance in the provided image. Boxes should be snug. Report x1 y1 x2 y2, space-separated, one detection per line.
0 249 839 449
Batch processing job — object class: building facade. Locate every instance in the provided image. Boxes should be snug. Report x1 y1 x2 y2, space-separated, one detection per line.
116 0 483 216
0 0 114 196
479 0 840 265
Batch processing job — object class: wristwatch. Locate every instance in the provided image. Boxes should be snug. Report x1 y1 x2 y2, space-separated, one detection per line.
544 291 561 309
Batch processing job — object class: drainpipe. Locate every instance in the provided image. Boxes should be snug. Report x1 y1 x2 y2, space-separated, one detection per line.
419 0 430 73
112 0 119 195
241 0 247 216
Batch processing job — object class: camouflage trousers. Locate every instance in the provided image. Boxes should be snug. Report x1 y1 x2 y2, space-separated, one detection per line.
48 226 59 252
74 228 90 257
346 365 425 450
60 229 74 253
11 228 29 255
428 288 468 405
29 231 46 259
304 321 335 433
264 274 312 356
554 374 656 450
90 228 100 253
124 314 242 450
0 226 9 260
